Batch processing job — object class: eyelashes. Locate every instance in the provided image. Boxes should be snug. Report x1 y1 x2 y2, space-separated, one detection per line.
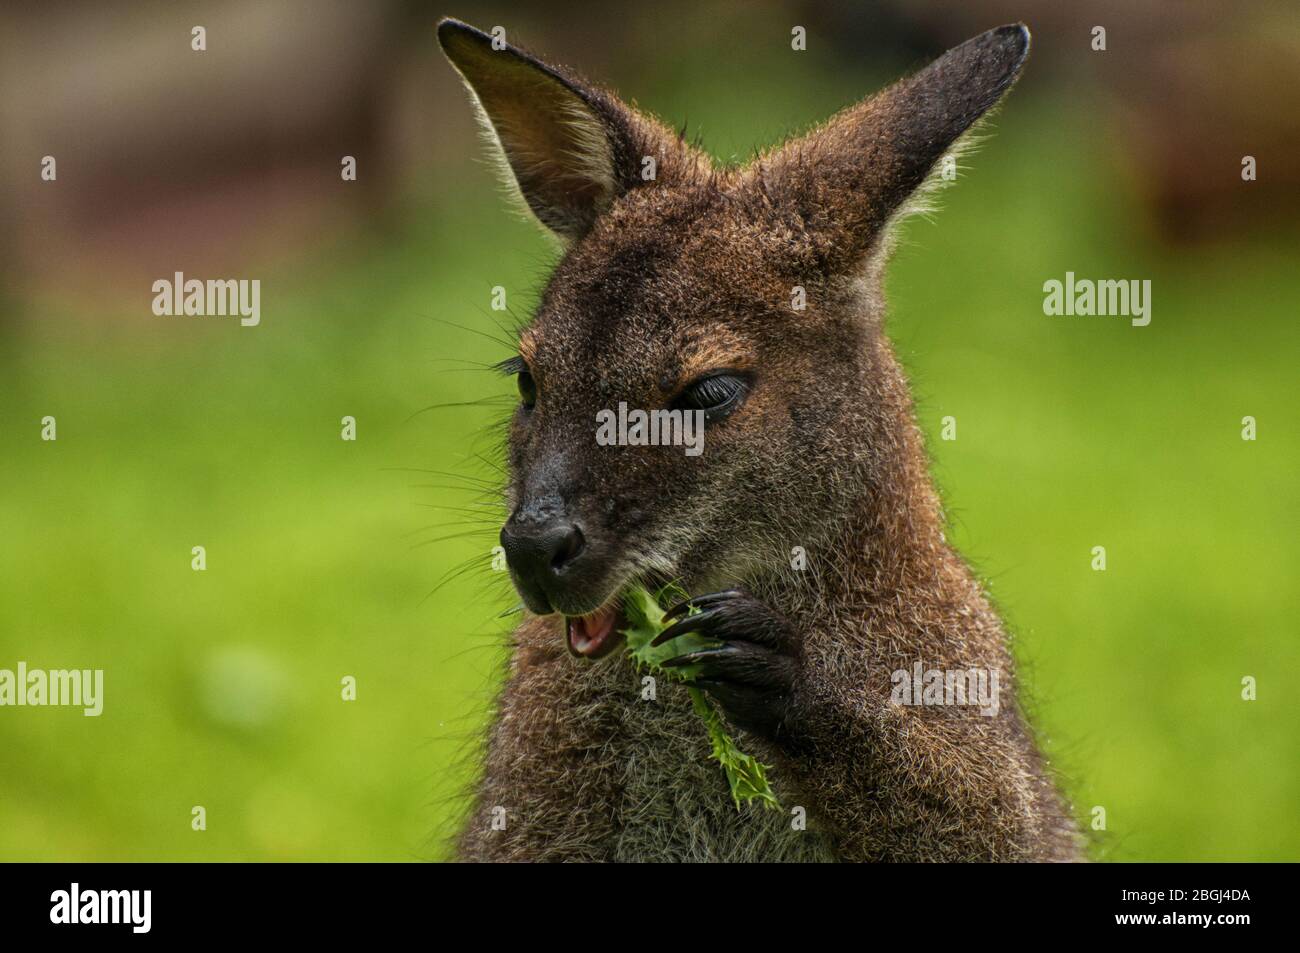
671 372 751 423
495 355 527 376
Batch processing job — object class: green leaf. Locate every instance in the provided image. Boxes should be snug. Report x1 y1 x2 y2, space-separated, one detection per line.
621 584 780 810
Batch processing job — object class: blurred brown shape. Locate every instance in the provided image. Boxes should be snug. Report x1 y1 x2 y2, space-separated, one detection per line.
0 0 420 301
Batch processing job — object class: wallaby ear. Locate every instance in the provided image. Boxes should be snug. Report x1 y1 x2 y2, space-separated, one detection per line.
754 24 1031 272
437 18 695 242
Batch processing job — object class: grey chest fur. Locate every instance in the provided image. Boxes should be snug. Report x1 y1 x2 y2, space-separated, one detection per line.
595 667 837 862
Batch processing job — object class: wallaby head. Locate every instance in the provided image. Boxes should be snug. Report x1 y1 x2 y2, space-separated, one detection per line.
438 19 1030 655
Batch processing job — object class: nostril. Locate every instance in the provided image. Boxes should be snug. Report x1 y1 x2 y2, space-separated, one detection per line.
550 525 585 572
501 517 586 591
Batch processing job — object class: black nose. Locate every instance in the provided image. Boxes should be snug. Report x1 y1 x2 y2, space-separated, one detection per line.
500 519 585 612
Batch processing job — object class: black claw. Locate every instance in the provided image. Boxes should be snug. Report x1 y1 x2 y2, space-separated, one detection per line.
659 653 695 668
662 589 742 624
660 645 740 669
661 601 693 624
651 605 724 647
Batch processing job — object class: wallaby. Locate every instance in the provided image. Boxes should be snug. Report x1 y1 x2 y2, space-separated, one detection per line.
438 17 1083 862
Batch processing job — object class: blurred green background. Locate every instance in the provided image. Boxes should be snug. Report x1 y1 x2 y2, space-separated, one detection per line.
1 0 1297 861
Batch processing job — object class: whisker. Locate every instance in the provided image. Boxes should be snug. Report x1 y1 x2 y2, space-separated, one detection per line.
414 313 517 353
410 528 497 550
405 395 514 423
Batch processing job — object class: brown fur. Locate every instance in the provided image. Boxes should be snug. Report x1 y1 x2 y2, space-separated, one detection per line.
439 18 1083 862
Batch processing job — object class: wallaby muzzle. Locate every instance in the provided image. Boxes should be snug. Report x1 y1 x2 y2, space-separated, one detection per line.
500 500 590 615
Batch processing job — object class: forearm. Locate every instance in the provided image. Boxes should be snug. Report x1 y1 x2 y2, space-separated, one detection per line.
775 678 1065 861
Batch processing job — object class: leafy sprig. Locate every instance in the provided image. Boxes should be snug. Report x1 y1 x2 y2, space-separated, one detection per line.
620 585 779 810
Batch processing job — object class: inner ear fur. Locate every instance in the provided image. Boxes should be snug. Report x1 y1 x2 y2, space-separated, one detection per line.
438 19 707 241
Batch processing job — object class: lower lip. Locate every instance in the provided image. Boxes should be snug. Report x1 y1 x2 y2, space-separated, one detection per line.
566 605 626 659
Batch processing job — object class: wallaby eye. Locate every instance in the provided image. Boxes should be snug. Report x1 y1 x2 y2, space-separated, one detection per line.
673 372 750 424
517 370 537 409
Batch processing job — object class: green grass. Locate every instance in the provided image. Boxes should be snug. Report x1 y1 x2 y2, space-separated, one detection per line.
1 84 1296 860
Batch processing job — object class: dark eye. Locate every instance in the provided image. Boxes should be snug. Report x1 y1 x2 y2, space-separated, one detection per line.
673 373 750 423
517 370 537 409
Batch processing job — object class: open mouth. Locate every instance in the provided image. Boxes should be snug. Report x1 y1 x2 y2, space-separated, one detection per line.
565 604 627 659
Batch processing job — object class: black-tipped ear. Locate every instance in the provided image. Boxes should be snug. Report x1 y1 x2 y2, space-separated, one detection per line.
878 23 1030 203
756 24 1031 271
437 19 700 242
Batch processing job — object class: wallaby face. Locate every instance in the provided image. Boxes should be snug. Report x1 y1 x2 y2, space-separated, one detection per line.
441 19 1029 646
440 18 1082 862
498 190 877 639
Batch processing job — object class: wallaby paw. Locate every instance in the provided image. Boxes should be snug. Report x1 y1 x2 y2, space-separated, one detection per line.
652 590 798 742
